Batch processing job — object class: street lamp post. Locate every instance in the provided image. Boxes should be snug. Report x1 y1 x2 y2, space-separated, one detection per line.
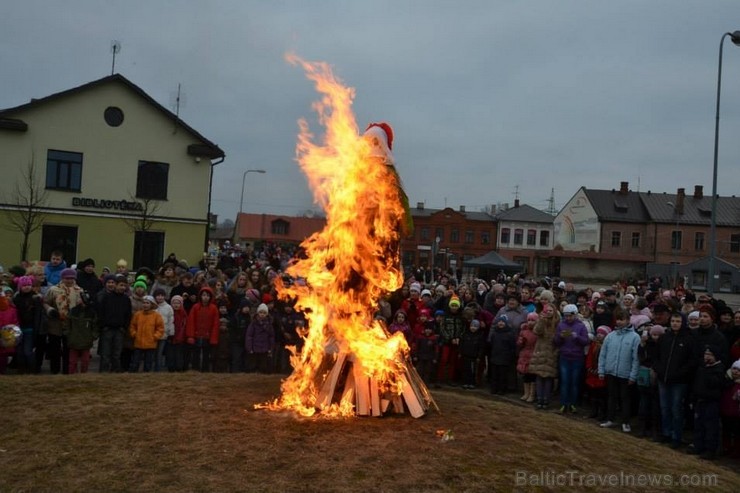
239 169 266 215
709 30 740 296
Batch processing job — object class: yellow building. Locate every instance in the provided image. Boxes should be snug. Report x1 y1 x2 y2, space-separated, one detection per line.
0 74 225 271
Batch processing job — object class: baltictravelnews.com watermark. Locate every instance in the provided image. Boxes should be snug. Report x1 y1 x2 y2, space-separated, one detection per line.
515 469 719 488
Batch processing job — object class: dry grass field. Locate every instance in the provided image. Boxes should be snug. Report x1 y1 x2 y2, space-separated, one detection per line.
1 373 738 492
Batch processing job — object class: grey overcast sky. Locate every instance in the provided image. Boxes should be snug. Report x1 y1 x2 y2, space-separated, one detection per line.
2 1 740 222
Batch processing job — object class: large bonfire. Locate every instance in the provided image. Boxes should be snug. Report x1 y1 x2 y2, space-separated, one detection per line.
260 55 435 418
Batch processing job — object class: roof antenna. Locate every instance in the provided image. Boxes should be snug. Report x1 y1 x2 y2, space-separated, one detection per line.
546 187 557 215
170 83 186 133
110 40 121 75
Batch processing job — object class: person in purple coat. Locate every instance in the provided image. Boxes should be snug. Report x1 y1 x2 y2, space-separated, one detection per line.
554 304 590 413
245 303 275 374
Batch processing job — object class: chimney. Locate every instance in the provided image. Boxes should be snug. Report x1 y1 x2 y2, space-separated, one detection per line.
459 205 466 212
676 188 685 214
416 202 424 210
619 181 629 195
490 204 496 214
514 199 520 208
693 185 703 199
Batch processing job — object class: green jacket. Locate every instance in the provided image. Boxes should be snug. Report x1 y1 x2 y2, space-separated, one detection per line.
63 309 99 350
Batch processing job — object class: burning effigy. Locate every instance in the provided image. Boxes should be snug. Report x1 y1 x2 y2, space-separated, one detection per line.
258 55 436 418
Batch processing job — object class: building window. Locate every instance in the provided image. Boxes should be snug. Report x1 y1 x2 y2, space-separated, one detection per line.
136 161 169 200
420 227 430 241
631 232 640 248
271 220 289 235
450 229 460 243
464 230 474 244
481 230 490 245
46 150 82 192
539 230 549 247
527 229 536 246
731 234 740 253
514 229 523 245
694 232 705 251
133 231 164 270
500 228 510 245
671 230 682 251
40 225 78 265
611 231 621 247
402 250 416 269
435 228 444 243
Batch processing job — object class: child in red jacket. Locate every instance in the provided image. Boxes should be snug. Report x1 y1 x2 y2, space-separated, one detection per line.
586 326 611 420
186 287 220 372
167 295 188 372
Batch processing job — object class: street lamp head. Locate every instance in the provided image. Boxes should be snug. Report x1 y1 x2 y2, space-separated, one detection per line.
731 30 740 46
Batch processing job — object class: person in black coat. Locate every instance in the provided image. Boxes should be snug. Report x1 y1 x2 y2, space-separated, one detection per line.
488 315 517 395
76 258 103 302
693 305 728 368
687 345 726 460
459 319 485 389
653 312 696 448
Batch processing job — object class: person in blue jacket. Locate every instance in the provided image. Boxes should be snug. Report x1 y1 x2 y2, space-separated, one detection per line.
598 306 640 433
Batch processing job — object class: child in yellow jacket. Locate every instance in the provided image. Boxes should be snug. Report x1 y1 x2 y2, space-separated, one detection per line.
129 296 164 372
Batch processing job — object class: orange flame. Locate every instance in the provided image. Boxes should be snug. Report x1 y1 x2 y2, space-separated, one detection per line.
261 54 408 417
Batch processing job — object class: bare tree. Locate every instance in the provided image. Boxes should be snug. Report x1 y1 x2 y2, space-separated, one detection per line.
121 194 164 269
4 156 48 262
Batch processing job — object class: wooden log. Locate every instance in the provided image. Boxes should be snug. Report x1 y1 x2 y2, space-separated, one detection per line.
317 352 347 410
399 371 425 418
340 368 356 411
370 378 381 417
353 364 370 416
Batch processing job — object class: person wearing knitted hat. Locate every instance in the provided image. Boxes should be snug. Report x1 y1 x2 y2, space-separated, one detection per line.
436 294 465 386
459 318 486 390
76 258 103 301
636 323 664 438
166 295 188 372
169 272 199 312
152 289 174 372
489 314 516 395
529 303 561 409
185 286 220 372
598 307 640 433
517 312 539 402
96 274 132 372
554 304 589 413
401 281 426 335
0 288 19 374
42 265 83 374
720 359 740 458
11 275 43 373
128 295 164 372
687 345 725 460
246 302 275 374
585 325 611 420
687 310 700 331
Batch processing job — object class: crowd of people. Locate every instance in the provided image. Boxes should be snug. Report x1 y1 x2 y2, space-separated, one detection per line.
1 246 739 461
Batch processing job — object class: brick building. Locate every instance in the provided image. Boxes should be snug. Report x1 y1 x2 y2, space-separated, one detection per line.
399 202 496 280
